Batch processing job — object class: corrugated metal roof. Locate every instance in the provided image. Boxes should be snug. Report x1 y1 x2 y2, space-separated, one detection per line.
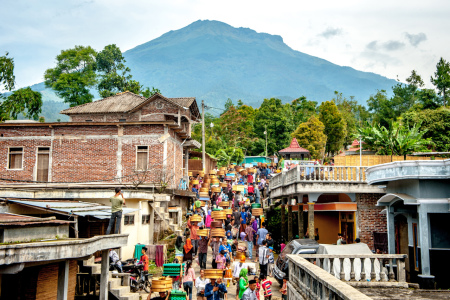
7 199 138 219
60 92 200 119
0 212 72 226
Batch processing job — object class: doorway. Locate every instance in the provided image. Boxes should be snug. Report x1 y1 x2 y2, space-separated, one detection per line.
36 147 50 182
340 212 355 244
395 214 410 281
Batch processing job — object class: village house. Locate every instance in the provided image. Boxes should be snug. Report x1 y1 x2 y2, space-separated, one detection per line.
0 92 201 258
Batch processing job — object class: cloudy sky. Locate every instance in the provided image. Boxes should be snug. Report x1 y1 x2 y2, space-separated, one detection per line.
1 0 449 90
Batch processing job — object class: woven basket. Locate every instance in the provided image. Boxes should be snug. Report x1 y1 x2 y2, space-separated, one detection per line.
262 163 267 167
200 201 206 206
252 208 263 216
203 178 211 183
211 228 226 237
200 188 209 193
220 167 227 171
211 187 221 193
188 172 193 176
210 221 222 228
198 229 210 237
190 214 202 222
199 171 205 177
217 171 225 176
191 180 199 185
220 182 228 188
204 269 223 279
248 168 256 173
202 183 210 188
236 166 243 172
209 170 217 175
223 208 232 215
211 211 227 220
151 277 172 292
240 170 248 176
199 192 209 197
218 201 230 207
232 185 245 192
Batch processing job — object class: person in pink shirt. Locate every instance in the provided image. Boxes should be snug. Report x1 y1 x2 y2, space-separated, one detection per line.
183 260 196 300
215 250 227 270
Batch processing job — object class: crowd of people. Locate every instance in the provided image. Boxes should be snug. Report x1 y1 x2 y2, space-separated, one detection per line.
159 164 289 300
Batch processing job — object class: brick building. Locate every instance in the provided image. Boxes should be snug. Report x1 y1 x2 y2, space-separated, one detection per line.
0 92 200 258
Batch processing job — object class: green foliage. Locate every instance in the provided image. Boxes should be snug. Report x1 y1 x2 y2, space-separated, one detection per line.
291 115 327 159
217 104 256 151
0 52 15 91
141 87 161 98
431 57 450 106
44 45 98 107
318 101 347 155
1 87 43 120
402 108 450 152
291 96 318 125
358 121 432 158
214 147 244 166
254 98 295 156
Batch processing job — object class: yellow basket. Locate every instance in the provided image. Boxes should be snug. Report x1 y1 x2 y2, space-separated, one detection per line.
152 277 172 292
211 211 227 220
204 269 223 279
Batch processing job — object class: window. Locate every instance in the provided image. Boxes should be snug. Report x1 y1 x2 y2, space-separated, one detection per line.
8 147 23 169
85 119 92 122
136 146 148 170
119 119 126 122
37 147 50 182
142 214 150 224
124 215 135 225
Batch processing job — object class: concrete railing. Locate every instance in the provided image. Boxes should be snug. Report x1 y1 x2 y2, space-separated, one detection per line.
298 254 407 288
269 165 368 190
287 255 372 300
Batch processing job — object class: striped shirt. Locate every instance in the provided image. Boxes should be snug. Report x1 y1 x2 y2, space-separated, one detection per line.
261 279 272 297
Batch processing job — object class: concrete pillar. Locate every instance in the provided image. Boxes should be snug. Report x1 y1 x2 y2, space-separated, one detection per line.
149 203 155 244
57 260 69 300
99 250 109 300
418 205 431 275
298 195 304 239
308 202 315 240
185 148 189 178
288 200 293 242
387 206 395 254
281 198 286 241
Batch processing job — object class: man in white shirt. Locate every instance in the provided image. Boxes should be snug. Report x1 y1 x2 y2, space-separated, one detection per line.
242 279 258 300
258 240 269 277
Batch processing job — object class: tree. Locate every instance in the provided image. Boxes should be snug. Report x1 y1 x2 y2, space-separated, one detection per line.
291 115 327 159
291 96 317 125
0 52 15 92
358 121 431 159
367 90 396 127
44 45 98 107
318 101 347 155
254 98 295 156
1 87 42 120
214 147 244 167
402 107 450 152
96 44 145 98
431 57 450 106
141 87 161 98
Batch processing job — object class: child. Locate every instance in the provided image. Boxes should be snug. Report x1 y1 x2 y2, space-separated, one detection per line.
268 246 275 277
216 250 227 270
280 278 288 300
254 276 261 300
260 274 272 300
224 261 233 287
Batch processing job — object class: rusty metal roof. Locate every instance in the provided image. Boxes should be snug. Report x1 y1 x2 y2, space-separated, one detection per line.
0 212 72 226
60 92 200 119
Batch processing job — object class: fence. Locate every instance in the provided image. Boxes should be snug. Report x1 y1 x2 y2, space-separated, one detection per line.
333 155 445 167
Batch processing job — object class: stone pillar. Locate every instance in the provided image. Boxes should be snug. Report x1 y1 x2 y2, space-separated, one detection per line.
288 199 293 242
99 250 109 300
298 195 304 238
308 202 315 239
417 204 435 288
387 206 395 254
57 260 69 300
281 198 286 242
149 203 155 244
185 148 189 178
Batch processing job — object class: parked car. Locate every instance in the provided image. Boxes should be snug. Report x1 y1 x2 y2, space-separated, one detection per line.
273 239 319 284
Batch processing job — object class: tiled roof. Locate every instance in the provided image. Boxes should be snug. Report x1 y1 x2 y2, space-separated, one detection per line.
279 138 310 153
60 92 200 119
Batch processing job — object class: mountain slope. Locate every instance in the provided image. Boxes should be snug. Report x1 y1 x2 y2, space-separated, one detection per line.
123 20 397 107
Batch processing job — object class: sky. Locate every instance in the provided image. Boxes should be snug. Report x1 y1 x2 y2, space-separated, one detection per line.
1 0 449 91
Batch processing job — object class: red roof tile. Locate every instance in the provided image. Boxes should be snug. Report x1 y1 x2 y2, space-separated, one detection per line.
279 138 310 153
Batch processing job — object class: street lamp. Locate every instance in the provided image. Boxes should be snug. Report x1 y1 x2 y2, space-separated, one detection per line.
264 125 268 158
210 122 214 137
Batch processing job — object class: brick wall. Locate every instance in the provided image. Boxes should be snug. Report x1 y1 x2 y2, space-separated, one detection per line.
357 193 387 250
0 123 184 185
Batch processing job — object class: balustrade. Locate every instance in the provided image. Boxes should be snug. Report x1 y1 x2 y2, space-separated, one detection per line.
298 254 407 287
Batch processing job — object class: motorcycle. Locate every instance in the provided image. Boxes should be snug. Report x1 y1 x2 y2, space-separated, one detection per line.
122 260 152 293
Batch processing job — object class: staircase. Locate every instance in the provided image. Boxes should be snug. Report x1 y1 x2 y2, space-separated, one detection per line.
152 195 182 236
82 257 140 300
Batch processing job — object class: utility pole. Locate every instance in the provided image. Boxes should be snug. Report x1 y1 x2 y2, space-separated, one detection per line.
359 135 362 167
202 100 206 171
264 125 268 158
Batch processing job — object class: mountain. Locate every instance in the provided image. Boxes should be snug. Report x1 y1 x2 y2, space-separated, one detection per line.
123 20 397 107
12 20 399 120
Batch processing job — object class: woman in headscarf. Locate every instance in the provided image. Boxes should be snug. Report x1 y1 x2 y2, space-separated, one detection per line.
238 268 249 299
175 236 184 263
183 234 194 262
205 210 212 228
226 230 233 240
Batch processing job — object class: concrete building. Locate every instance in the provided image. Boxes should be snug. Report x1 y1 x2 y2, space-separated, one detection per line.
0 92 201 258
366 159 450 289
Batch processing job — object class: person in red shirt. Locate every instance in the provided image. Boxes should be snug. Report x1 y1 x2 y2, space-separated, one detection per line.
247 174 254 184
139 247 149 273
247 184 254 195
260 274 272 300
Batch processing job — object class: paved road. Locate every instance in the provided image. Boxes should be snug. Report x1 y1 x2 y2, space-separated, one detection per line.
144 240 282 300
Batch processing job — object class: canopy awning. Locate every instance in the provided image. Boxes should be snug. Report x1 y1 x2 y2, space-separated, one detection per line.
6 199 139 219
376 193 417 206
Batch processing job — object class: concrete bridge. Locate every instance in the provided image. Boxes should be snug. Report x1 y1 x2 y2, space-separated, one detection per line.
267 165 386 246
